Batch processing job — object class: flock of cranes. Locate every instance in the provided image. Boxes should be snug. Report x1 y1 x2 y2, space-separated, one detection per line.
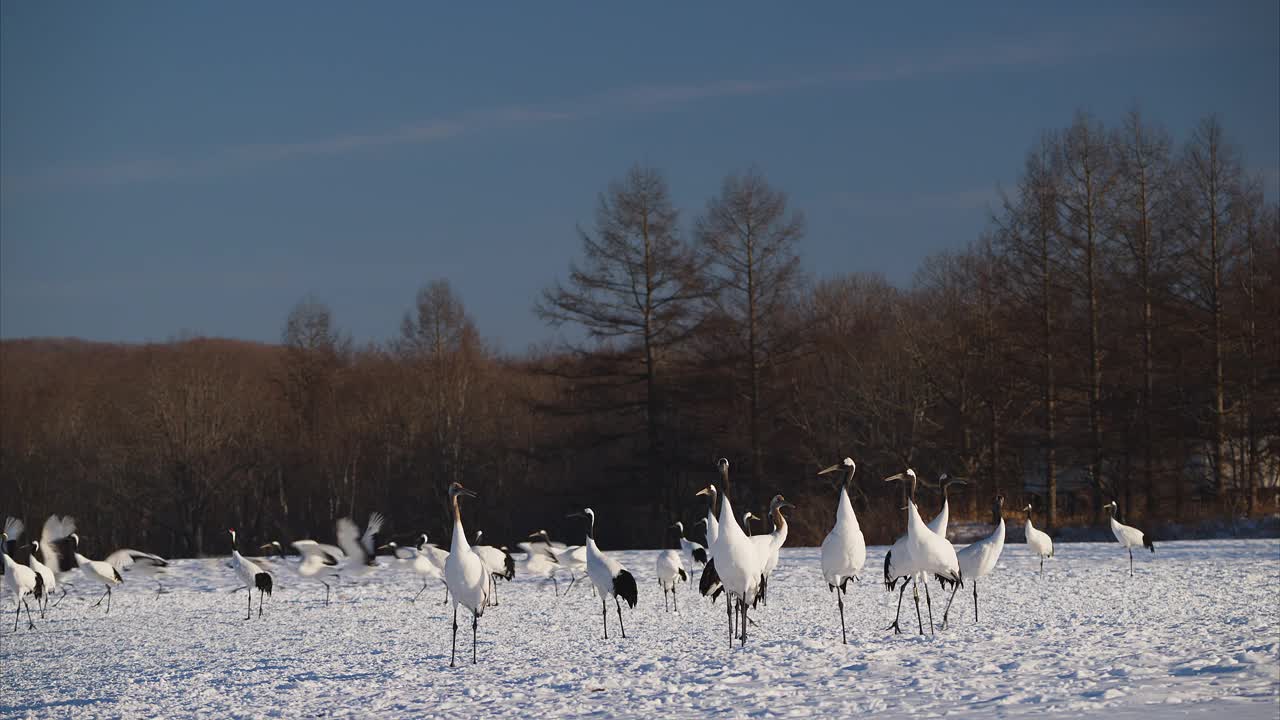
3 457 1160 663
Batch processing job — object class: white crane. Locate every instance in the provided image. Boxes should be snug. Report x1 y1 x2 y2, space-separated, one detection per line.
380 535 449 603
818 457 866 644
656 527 688 612
227 529 273 619
2 530 42 631
39 515 79 606
262 540 343 605
513 539 561 595
529 530 587 595
949 494 1006 626
750 495 793 606
473 531 515 606
444 483 491 666
925 474 967 540
671 521 707 567
26 540 57 617
701 458 766 648
882 469 962 635
336 512 385 582
106 549 170 596
572 508 638 639
1024 504 1055 575
1103 501 1154 576
55 534 124 614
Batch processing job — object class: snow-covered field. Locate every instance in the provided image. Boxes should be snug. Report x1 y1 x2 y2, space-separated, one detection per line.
2 539 1277 719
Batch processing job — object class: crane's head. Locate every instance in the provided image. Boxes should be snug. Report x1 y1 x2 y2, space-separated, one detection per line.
475 530 485 544
695 484 717 498
69 532 81 549
769 494 795 512
717 458 730 475
1103 500 1117 512
995 494 1006 507
1023 504 1033 513
418 533 430 548
377 541 397 553
671 521 684 533
743 511 761 522
29 539 40 554
695 518 707 527
448 482 477 500
818 457 855 476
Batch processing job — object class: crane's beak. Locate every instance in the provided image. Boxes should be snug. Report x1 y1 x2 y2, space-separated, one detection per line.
883 472 905 483
695 486 713 497
376 543 393 552
458 487 478 498
695 518 707 527
566 512 586 519
818 464 841 476
781 502 796 511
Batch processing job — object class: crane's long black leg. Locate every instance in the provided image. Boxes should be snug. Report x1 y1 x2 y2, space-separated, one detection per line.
913 580 924 635
106 586 112 614
450 605 458 667
726 592 733 649
941 579 960 630
92 587 108 607
442 584 450 606
24 598 35 629
258 588 265 618
615 595 627 639
673 584 678 613
245 586 252 620
566 573 578 596
472 613 478 664
411 581 428 604
602 597 609 640
888 581 909 634
553 575 560 597
837 585 848 644
1040 557 1044 575
973 580 979 623
740 598 748 646
13 597 20 632
663 586 668 613
491 577 499 607
924 581 934 634
324 581 332 606
53 587 68 608
1129 548 1134 576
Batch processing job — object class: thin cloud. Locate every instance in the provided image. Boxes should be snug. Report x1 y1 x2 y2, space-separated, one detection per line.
3 22 1201 190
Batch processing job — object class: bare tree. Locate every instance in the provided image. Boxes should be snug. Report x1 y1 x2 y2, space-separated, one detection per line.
536 166 705 509
1055 112 1117 516
1111 110 1175 518
696 168 805 497
1175 116 1245 500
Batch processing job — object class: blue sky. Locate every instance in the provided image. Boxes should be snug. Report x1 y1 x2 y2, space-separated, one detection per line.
2 2 1277 352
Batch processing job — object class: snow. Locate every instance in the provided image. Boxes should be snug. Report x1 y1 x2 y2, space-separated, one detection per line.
2 539 1276 718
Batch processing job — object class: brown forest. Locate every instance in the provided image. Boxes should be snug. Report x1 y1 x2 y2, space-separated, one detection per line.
3 111 1278 557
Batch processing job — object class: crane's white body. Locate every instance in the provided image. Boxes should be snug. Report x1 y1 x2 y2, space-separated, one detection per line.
708 492 764 613
2 552 41 630
656 548 686 612
515 542 558 583
655 550 685 590
673 522 707 567
820 486 866 588
76 552 123 591
444 518 491 620
474 544 510 579
1108 516 1146 549
290 540 345 580
701 488 721 553
957 518 1006 582
1025 515 1054 570
106 548 169 593
585 536 628 600
26 547 57 610
337 513 384 578
230 549 265 590
885 500 961 584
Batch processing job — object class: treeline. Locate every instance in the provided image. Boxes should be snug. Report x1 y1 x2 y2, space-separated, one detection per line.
2 110 1277 557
